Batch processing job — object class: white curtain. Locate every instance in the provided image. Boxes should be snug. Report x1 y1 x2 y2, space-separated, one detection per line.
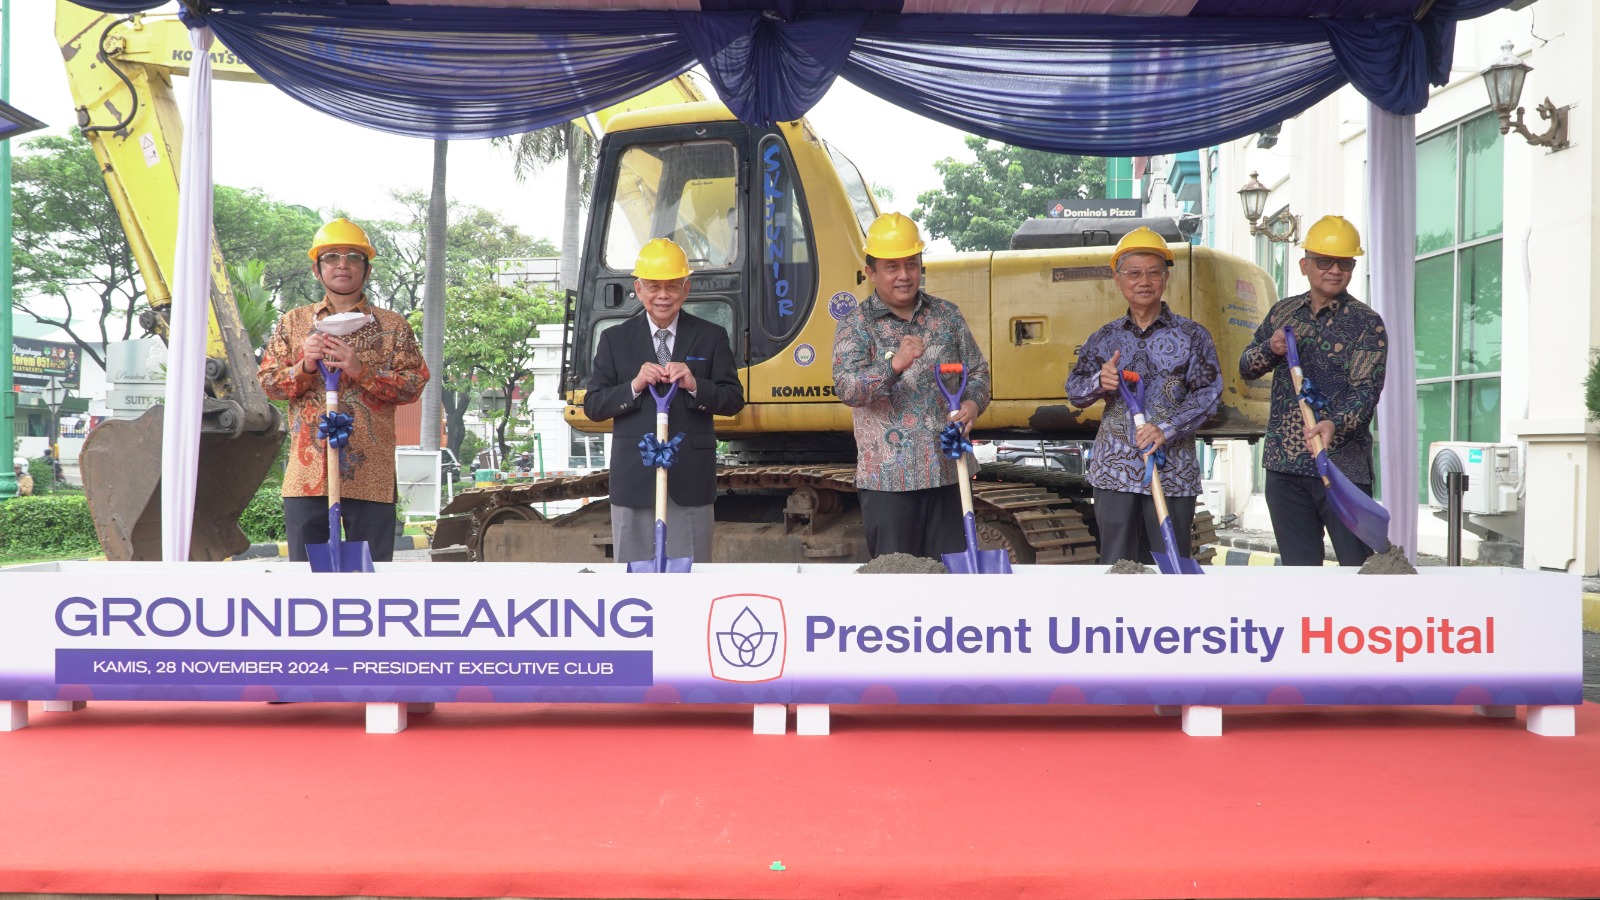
161 23 216 562
1366 103 1418 562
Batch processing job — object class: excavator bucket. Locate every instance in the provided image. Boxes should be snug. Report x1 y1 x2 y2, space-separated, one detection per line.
81 405 286 561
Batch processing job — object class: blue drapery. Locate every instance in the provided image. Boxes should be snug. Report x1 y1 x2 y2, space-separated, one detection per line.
67 0 1512 151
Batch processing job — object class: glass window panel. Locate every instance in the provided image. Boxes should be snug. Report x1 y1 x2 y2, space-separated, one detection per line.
825 141 879 236
1455 378 1501 443
1457 241 1502 375
1461 112 1504 241
1416 382 1452 504
1414 254 1454 380
603 141 738 272
1416 130 1458 254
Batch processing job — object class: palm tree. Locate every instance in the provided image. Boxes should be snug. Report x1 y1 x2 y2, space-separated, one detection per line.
493 122 594 292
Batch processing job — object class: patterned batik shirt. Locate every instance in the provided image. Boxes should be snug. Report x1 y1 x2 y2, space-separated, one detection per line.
1238 291 1387 483
832 291 991 493
1066 303 1222 497
258 296 429 503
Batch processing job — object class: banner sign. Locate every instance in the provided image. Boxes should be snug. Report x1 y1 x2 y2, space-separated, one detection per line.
0 567 1580 707
1046 199 1142 218
12 337 83 390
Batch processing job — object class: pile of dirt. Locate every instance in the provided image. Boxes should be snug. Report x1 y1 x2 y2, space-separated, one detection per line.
856 553 951 574
1358 545 1418 575
1107 559 1154 574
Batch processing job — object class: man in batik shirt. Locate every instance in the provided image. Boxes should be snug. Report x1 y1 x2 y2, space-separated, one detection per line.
1067 227 1221 566
258 218 429 562
1239 215 1386 566
833 213 991 560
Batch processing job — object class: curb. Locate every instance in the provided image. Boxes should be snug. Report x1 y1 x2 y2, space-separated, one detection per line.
228 534 431 561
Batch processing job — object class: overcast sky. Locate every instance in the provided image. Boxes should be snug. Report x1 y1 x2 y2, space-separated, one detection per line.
10 1 973 326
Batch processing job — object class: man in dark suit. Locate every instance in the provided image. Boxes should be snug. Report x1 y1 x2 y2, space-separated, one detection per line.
583 238 745 564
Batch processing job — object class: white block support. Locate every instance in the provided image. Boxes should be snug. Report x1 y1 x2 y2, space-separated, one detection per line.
406 703 435 716
752 703 787 735
0 701 28 732
43 700 87 713
1153 705 1181 717
1474 704 1516 718
795 703 831 736
1182 705 1223 737
1526 705 1576 737
366 702 408 734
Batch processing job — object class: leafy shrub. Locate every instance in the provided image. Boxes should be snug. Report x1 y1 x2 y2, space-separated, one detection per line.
458 431 485 471
238 483 286 543
0 494 100 555
26 459 54 494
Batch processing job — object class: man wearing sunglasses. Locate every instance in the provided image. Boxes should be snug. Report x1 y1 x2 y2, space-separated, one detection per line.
1239 215 1388 567
258 218 429 562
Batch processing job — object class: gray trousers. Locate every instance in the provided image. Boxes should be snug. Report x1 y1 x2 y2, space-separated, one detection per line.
611 501 715 564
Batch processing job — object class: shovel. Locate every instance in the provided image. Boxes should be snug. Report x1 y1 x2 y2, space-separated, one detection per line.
1116 370 1204 575
935 363 1011 574
305 362 374 573
1283 326 1392 553
627 381 693 573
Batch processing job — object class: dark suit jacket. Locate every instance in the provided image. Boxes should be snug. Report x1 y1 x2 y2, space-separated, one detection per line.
583 311 744 508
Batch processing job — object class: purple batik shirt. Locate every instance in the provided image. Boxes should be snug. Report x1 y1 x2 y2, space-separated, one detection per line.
1066 303 1222 497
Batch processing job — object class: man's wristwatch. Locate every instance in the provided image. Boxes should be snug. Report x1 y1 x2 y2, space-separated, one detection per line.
883 350 896 363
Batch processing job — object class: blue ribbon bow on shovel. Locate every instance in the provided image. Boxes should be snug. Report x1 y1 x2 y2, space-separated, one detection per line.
318 411 354 449
628 381 693 574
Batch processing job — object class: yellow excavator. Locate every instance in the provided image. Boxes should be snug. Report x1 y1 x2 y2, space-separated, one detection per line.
433 103 1277 565
55 1 704 561
58 2 282 560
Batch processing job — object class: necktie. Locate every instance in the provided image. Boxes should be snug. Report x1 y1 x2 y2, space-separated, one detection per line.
656 328 671 366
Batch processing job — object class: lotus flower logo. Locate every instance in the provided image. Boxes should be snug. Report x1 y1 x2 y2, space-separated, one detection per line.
716 606 778 668
707 594 786 683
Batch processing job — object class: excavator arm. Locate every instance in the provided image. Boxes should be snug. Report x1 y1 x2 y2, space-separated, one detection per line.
57 1 284 560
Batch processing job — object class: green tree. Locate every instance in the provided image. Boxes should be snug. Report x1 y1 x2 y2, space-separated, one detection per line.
372 196 557 457
212 186 323 307
413 275 565 463
367 191 557 315
913 137 1107 251
10 132 144 369
225 260 281 351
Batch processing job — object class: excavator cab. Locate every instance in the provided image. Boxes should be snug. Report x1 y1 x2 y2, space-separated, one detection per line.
59 3 286 560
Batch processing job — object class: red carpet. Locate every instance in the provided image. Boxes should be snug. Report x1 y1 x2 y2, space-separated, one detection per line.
1 701 1597 899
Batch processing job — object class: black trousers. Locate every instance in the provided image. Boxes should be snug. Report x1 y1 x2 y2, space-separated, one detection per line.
859 485 965 560
1093 487 1196 566
1265 469 1376 567
283 496 398 563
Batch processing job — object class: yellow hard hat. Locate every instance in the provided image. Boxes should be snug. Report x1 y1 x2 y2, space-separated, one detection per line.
632 238 690 280
1301 215 1364 257
1110 226 1175 271
308 217 378 262
864 212 925 260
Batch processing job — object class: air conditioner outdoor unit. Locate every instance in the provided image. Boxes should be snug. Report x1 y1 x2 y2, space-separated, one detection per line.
1426 442 1519 515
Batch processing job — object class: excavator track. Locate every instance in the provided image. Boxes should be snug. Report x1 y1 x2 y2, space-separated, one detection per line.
432 463 1221 566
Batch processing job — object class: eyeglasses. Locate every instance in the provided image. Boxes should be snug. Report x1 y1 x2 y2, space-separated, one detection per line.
1116 268 1168 283
318 251 368 267
1308 256 1356 272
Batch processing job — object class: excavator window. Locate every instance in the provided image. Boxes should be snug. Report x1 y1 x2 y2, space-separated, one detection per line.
602 141 739 273
824 141 879 237
749 133 816 358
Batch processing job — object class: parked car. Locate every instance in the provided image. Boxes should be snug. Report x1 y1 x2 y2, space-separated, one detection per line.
994 440 1089 477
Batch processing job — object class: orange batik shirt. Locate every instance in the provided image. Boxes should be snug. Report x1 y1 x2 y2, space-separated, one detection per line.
257 296 429 503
